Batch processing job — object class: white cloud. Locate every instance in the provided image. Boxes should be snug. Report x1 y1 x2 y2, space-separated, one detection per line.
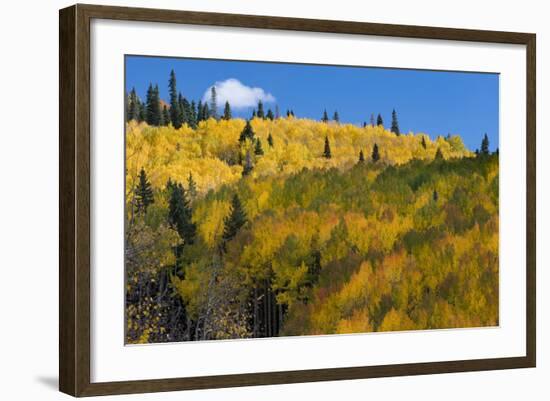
202 78 275 110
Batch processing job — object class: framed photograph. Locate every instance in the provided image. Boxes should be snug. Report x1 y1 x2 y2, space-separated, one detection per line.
59 4 536 397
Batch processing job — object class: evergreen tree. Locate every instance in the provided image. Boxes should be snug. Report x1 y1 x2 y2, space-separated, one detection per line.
202 102 210 120
239 120 255 143
254 138 264 155
188 101 197 128
267 132 274 147
481 133 490 155
286 109 291 117
162 106 170 126
145 84 161 126
242 151 254 176
209 86 218 120
421 136 427 149
376 113 384 127
290 110 295 117
222 194 248 247
391 109 400 135
323 136 332 159
433 189 439 202
257 100 265 119
266 109 274 120
333 110 340 122
251 109 257 118
135 168 154 213
358 149 365 163
180 97 191 126
223 101 232 120
168 70 183 128
322 109 329 123
187 173 197 199
196 100 203 122
168 183 196 246
372 143 380 162
138 102 146 122
127 87 141 122
435 147 444 160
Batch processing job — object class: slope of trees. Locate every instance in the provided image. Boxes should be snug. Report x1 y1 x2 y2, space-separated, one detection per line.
125 110 495 344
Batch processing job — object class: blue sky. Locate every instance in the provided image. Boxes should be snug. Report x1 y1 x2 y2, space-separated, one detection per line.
126 55 499 151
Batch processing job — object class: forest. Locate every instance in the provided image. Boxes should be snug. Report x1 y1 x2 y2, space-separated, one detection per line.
125 70 498 343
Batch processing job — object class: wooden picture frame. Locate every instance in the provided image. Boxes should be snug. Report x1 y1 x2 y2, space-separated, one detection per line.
59 3 536 397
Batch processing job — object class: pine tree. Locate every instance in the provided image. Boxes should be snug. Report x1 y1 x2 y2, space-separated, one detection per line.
202 102 210 120
239 120 255 143
376 114 384 127
222 194 248 247
180 96 191 126
257 101 265 119
254 138 264 155
267 132 274 147
146 84 161 126
372 143 380 162
196 100 203 122
322 109 329 123
209 86 218 120
138 102 146 122
242 151 254 176
435 147 444 160
323 136 332 159
127 87 141 122
421 136 427 149
391 109 400 136
481 133 490 155
162 106 170 126
223 101 232 120
188 101 197 128
168 70 183 128
358 149 365 163
266 109 274 120
187 173 197 199
286 109 291 117
333 111 339 122
251 109 257 118
135 168 154 213
168 183 196 246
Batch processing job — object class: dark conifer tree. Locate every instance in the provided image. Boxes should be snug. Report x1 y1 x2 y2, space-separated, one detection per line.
433 189 439 202
135 168 154 213
421 135 427 149
223 101 232 120
286 109 291 117
196 100 204 122
209 86 218 120
323 136 332 159
358 149 365 163
188 101 197 129
251 109 257 118
187 173 197 199
376 113 384 127
435 147 444 160
254 138 264 155
290 110 295 117
391 109 400 136
333 111 340 122
168 183 196 246
322 109 329 123
180 97 191 126
222 194 248 247
162 106 170 126
202 102 210 120
127 87 141 121
372 143 380 162
138 102 146 122
266 109 274 120
239 120 255 143
168 70 183 128
267 132 274 147
257 101 265 119
481 133 490 155
146 84 161 126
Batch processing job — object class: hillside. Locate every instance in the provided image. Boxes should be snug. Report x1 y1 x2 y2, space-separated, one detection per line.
125 117 497 344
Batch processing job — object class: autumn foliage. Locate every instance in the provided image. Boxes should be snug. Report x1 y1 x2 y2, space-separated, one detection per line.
125 116 498 343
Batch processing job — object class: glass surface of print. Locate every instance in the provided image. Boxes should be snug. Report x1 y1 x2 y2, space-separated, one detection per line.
125 56 499 344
